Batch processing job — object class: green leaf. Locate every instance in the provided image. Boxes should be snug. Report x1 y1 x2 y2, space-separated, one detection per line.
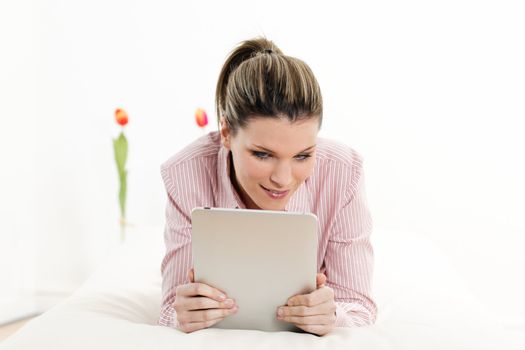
113 132 128 171
113 132 128 219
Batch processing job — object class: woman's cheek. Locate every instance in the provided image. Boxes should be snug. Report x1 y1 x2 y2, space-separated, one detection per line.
297 160 315 182
244 158 269 182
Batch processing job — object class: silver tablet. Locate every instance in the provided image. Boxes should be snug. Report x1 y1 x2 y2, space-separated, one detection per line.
191 207 318 332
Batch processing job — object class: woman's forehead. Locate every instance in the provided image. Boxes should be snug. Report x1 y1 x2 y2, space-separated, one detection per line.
237 117 319 153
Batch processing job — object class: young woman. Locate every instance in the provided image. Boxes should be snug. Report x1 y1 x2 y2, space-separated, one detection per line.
159 38 377 336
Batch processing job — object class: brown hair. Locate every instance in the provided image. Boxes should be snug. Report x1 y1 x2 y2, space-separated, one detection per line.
215 37 323 134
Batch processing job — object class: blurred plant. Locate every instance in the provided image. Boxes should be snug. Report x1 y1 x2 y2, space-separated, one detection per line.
113 108 128 242
195 108 208 130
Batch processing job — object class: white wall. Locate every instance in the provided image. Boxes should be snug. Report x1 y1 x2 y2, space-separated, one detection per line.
1 0 524 326
0 0 38 322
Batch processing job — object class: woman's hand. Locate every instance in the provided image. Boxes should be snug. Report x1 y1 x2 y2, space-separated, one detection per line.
276 273 337 336
174 268 238 333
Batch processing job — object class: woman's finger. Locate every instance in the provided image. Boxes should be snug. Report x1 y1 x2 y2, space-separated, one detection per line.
179 317 226 333
278 312 336 326
286 286 334 307
296 323 332 336
180 296 236 311
184 305 238 323
278 300 336 318
177 282 227 301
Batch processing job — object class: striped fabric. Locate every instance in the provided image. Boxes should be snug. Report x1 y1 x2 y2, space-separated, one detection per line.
159 131 377 329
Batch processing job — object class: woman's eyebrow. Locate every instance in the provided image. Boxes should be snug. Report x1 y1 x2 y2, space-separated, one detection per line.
252 144 316 153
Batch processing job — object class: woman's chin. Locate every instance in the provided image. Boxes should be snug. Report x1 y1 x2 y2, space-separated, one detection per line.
255 198 288 211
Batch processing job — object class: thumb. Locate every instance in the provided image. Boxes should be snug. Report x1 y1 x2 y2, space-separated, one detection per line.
316 273 327 288
188 268 195 283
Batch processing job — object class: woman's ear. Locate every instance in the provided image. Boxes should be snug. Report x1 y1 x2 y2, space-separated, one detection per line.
219 117 231 149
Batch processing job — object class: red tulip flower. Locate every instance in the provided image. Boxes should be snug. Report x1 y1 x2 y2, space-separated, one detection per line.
115 108 129 127
195 108 208 128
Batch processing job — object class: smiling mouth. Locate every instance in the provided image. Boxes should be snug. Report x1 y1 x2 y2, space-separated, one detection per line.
260 185 289 199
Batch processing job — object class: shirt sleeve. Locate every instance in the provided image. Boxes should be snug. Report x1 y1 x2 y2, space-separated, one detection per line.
324 161 378 327
158 167 193 330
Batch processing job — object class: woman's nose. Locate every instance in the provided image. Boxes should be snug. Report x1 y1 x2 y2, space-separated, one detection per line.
270 161 292 188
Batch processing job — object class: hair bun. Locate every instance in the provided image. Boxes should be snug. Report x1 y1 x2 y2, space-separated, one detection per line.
216 37 323 132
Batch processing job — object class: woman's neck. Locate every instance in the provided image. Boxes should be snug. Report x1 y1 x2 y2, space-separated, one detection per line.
228 152 260 210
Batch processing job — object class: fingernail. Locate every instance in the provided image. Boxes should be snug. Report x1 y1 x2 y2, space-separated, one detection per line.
219 294 226 300
224 299 233 307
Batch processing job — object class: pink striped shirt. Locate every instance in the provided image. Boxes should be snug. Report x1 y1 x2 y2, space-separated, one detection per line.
159 131 377 329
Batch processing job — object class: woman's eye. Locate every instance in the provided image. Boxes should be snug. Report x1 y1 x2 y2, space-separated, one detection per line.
252 151 270 159
295 154 311 161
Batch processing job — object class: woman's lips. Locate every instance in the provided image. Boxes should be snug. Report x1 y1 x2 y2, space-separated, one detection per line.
260 185 289 199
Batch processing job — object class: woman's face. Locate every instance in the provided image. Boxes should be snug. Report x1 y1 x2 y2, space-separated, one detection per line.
221 116 319 211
